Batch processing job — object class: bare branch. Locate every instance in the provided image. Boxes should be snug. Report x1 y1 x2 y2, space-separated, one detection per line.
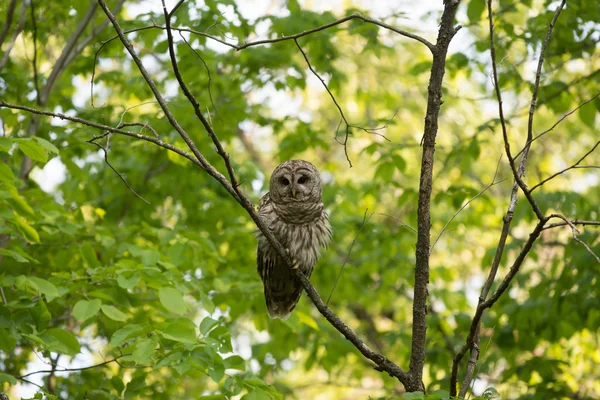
40 0 98 105
410 0 461 391
327 209 373 306
87 135 150 204
450 1 566 394
530 140 600 192
430 156 504 255
29 0 41 105
379 213 418 234
0 0 18 49
514 92 600 158
542 219 600 231
63 0 126 67
237 12 435 52
18 353 134 379
0 0 26 69
0 101 216 181
547 214 600 263
458 326 480 398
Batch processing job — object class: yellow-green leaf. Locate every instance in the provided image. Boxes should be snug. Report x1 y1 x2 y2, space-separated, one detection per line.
101 305 128 321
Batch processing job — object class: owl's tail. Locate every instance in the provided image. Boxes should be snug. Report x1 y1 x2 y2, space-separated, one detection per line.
264 265 314 320
265 285 303 320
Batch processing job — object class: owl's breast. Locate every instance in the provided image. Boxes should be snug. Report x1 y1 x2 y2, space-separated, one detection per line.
258 201 332 270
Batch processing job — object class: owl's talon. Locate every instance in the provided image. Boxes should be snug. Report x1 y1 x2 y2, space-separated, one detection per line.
285 248 299 270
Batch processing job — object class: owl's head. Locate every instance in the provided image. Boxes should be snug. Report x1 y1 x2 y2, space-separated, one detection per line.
269 160 322 204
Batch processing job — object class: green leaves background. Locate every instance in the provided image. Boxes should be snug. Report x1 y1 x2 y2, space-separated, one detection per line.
0 0 599 398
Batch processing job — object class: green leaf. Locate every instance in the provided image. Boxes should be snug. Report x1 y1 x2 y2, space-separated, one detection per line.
0 248 29 263
131 337 158 364
0 138 12 152
73 299 102 321
0 372 17 385
80 242 100 268
467 0 486 24
160 318 197 344
297 311 319 331
40 328 80 356
29 277 59 301
0 328 17 352
578 103 596 128
117 272 141 289
158 287 186 315
101 305 128 321
199 316 219 335
110 324 144 347
405 392 425 400
17 139 48 163
33 137 59 154
0 162 15 184
223 355 245 371
13 213 40 243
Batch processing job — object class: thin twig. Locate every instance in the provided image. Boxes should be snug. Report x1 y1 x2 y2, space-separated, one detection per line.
542 219 600 231
530 140 600 192
547 214 600 263
430 156 504 255
236 13 435 52
327 209 373 306
379 213 418 234
294 38 393 167
29 0 41 105
177 31 218 118
18 354 133 379
87 136 150 204
514 92 600 159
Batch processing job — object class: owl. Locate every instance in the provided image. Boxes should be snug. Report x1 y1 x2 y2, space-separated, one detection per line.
256 160 332 319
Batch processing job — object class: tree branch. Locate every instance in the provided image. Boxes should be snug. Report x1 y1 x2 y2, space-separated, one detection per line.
450 1 566 395
18 353 132 379
96 0 411 386
0 0 18 49
410 0 461 392
0 0 26 69
530 140 600 192
514 92 600 159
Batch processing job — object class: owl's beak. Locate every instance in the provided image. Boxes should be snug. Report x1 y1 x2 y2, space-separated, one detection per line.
291 187 297 198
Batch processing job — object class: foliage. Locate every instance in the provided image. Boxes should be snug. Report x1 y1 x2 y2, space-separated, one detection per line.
0 0 599 399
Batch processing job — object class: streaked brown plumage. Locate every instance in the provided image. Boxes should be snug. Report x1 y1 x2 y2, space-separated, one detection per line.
256 160 332 319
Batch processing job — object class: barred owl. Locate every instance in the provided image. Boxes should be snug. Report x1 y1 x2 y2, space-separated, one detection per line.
256 160 332 319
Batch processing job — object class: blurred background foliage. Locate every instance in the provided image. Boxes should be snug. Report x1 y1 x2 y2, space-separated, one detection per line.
0 0 599 399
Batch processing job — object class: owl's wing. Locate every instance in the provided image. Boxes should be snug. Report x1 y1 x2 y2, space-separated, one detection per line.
257 191 271 211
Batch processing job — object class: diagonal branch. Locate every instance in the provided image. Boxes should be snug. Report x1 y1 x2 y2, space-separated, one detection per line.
97 0 411 386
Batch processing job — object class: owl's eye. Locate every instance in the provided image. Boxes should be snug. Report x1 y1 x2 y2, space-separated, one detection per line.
297 176 307 184
280 177 290 185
